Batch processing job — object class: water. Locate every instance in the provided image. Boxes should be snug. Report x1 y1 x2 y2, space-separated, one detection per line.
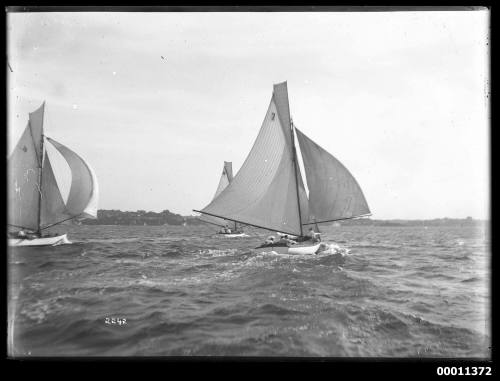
8 224 490 357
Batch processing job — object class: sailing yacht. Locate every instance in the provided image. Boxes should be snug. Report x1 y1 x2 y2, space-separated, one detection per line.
194 82 370 254
198 161 247 237
8 102 98 247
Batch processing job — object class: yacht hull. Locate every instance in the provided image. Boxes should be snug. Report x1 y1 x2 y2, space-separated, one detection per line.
254 242 323 255
8 234 71 247
215 233 249 238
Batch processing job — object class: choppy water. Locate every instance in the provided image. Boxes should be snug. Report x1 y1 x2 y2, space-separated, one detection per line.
8 224 490 357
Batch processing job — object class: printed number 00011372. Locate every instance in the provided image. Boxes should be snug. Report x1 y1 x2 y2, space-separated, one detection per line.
437 367 492 376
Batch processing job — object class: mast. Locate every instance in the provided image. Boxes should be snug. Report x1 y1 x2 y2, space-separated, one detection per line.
37 136 44 234
36 103 46 235
26 102 45 235
290 119 303 237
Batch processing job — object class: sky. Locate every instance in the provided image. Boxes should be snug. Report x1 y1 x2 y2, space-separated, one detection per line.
7 9 490 220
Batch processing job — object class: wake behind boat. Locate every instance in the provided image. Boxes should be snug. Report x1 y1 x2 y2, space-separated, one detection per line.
8 102 99 247
194 82 371 254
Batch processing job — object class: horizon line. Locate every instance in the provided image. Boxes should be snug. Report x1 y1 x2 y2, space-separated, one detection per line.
92 209 489 221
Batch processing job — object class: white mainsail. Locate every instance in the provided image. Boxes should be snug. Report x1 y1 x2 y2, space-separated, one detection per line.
195 82 370 237
197 82 309 236
8 103 45 230
8 102 98 233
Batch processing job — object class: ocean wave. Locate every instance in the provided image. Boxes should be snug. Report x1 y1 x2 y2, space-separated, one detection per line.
8 224 489 357
81 238 141 244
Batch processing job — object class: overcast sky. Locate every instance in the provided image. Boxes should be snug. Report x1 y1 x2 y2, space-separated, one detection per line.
7 10 490 219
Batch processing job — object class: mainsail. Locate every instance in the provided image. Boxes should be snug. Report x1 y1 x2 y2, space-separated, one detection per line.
8 102 98 233
8 103 45 230
195 81 370 237
196 82 309 236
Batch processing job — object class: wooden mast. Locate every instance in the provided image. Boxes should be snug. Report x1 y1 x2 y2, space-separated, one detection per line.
36 103 46 236
290 119 304 238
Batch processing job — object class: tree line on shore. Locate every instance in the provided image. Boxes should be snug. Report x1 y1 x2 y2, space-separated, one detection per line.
81 210 486 227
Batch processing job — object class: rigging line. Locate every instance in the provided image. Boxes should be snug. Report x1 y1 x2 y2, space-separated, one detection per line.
314 219 321 233
28 117 44 233
290 119 304 237
36 106 46 234
40 213 83 231
301 213 372 225
193 209 300 237
27 121 42 168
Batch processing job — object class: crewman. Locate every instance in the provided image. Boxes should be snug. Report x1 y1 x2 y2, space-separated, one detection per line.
277 234 297 247
264 236 275 245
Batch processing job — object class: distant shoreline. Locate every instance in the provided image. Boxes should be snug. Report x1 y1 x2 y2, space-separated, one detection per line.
80 209 487 227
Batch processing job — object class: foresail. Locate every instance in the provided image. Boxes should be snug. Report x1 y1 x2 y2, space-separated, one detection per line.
199 82 307 236
46 137 98 220
295 127 370 223
8 103 45 230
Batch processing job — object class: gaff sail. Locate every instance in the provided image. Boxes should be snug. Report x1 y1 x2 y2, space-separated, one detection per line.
8 103 45 231
197 82 309 236
195 82 369 237
8 102 98 232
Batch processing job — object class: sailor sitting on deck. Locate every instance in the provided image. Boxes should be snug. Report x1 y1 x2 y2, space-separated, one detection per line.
306 227 315 240
306 227 321 243
312 232 321 243
220 224 232 234
10 230 27 239
277 234 297 247
264 236 275 245
14 230 40 239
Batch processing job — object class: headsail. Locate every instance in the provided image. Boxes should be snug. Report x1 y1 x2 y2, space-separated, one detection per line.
295 127 370 223
199 161 234 227
198 82 309 236
46 137 98 221
8 103 45 230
